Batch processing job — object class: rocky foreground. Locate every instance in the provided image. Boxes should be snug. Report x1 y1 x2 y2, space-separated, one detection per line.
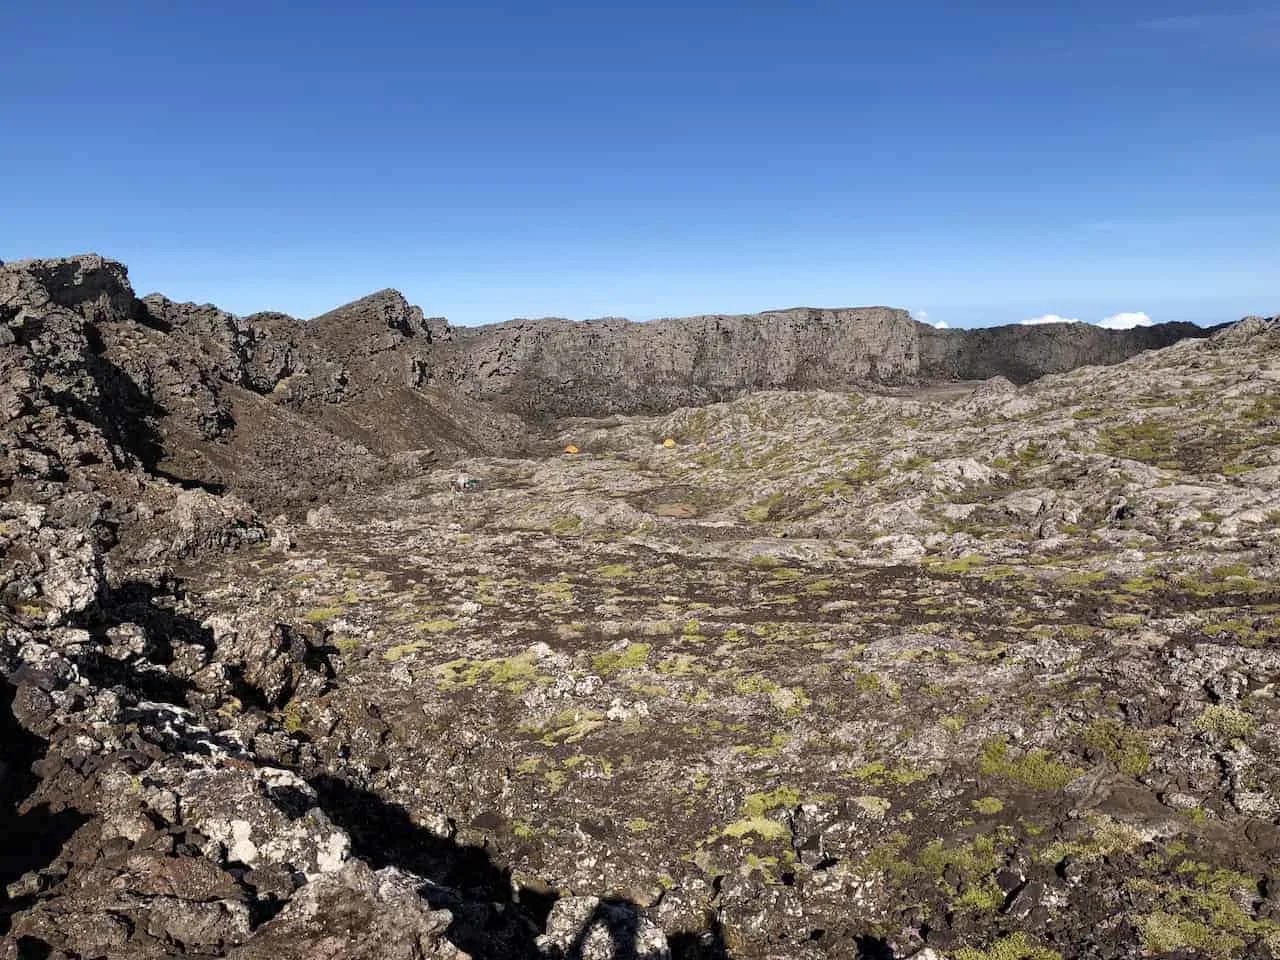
2 256 1278 959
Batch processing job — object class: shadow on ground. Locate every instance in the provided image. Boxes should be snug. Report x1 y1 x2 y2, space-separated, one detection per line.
0 681 90 940
310 772 732 959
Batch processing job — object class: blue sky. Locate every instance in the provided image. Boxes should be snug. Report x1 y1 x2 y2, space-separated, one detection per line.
2 1 1276 328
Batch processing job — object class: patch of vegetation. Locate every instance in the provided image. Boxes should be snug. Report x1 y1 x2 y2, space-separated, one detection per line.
592 642 652 675
1106 613 1145 629
743 493 785 523
1061 623 1098 641
414 618 458 634
732 732 793 758
596 562 633 578
920 834 1002 883
304 605 344 623
514 757 542 776
723 786 814 841
1202 617 1275 647
954 932 1062 960
742 786 803 818
1139 912 1245 958
1194 704 1256 740
926 554 987 575
849 457 887 481
953 877 1005 912
897 453 932 472
1120 574 1167 595
1036 815 1145 866
723 816 792 841
853 795 891 818
549 515 583 536
436 650 547 693
1175 566 1268 597
978 738 1082 792
845 668 884 693
852 760 930 787
522 709 607 745
971 796 1004 815
1099 419 1182 467
280 700 305 734
734 675 810 715
1129 863 1280 958
532 578 575 603
1082 718 1153 775
656 653 701 676
383 641 426 662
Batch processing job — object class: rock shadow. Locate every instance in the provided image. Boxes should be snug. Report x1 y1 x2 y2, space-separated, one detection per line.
308 772 543 958
69 579 210 707
669 916 730 960
310 772 737 959
558 897 674 960
0 681 90 937
78 332 226 493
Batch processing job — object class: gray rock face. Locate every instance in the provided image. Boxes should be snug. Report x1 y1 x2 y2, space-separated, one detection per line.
436 307 919 418
918 320 1216 383
432 310 1214 419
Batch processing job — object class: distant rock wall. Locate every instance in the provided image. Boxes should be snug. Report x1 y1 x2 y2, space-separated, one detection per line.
436 307 919 418
436 310 1217 417
918 321 1215 384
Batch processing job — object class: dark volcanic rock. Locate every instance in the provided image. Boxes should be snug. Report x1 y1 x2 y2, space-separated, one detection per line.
919 319 1218 384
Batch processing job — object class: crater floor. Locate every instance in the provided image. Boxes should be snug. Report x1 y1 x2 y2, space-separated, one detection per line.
168 320 1280 958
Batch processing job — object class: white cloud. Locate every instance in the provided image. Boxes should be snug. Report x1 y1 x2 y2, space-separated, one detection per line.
1099 311 1154 330
1022 314 1082 325
934 320 949 329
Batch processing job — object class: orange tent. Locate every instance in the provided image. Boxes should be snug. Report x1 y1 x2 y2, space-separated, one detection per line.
563 444 580 455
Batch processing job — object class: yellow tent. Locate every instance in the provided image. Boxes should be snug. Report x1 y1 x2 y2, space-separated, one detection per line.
662 438 676 449
563 444 580 455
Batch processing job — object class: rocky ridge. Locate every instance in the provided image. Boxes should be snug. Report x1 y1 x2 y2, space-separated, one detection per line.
2 253 1278 959
436 308 1211 420
3 255 1217 510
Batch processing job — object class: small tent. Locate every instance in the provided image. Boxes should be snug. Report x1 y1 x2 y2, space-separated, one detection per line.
662 438 676 449
563 444 580 455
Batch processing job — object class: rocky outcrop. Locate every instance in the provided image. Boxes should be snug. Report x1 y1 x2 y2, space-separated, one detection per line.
436 309 1219 419
0 256 558 960
918 319 1218 383
399 307 1209 452
435 307 920 419
0 254 1228 506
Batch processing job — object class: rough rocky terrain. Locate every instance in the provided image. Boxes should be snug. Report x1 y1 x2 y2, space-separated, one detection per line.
2 254 1277 959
